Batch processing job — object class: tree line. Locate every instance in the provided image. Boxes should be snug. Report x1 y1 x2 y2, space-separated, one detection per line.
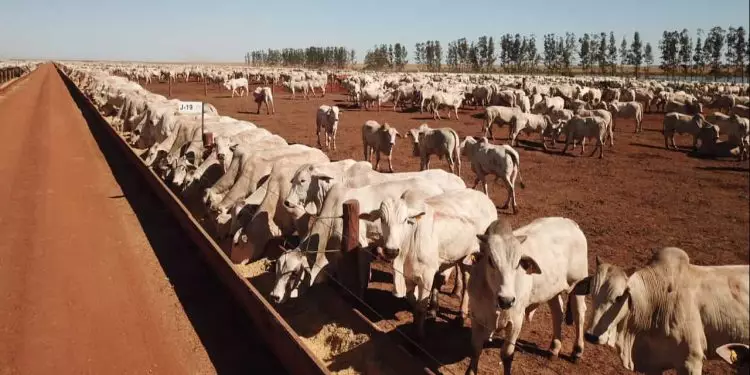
659 26 747 80
243 26 748 81
363 43 409 70
245 46 355 68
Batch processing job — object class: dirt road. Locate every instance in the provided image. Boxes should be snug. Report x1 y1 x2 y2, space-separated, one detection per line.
0 64 283 374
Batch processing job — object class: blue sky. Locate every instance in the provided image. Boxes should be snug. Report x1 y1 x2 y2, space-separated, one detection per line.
1 0 748 63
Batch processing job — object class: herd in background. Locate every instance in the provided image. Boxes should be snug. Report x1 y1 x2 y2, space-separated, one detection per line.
55 60 749 375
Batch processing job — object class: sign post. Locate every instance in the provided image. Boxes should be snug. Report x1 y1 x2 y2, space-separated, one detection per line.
177 101 212 147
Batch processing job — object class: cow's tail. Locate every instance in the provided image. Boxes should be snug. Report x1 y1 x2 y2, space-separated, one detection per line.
452 130 461 176
507 148 525 189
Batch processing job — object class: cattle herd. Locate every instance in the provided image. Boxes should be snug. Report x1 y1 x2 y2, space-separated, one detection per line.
37 59 750 374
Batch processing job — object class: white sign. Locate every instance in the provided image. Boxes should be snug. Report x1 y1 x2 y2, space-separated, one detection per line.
178 101 203 114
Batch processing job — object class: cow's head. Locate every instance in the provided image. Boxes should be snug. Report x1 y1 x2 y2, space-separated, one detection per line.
571 257 630 347
475 219 541 311
407 128 422 156
284 164 333 215
270 250 310 304
460 136 479 156
380 123 401 147
171 157 195 187
327 106 340 122
362 197 425 261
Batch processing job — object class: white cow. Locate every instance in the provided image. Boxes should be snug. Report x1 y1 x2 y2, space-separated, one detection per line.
224 78 249 97
460 136 524 213
607 101 644 133
572 247 749 375
560 116 611 158
431 91 464 120
252 86 275 114
316 105 340 150
467 218 588 375
663 113 710 150
364 189 498 337
270 178 457 303
361 120 401 173
509 113 556 151
407 124 461 176
484 106 524 140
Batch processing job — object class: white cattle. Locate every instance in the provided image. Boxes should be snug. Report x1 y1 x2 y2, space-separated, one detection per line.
663 113 710 150
560 116 611 158
361 121 401 173
364 189 498 337
283 165 465 219
224 78 249 97
283 80 310 100
360 85 392 111
484 106 524 140
431 91 464 120
316 105 340 150
460 136 524 213
509 113 556 151
407 124 461 175
607 101 644 132
531 96 565 115
252 87 275 114
573 247 749 375
665 100 703 116
467 218 588 375
270 178 459 303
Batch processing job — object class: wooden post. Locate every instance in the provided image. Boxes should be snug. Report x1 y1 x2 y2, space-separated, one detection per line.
340 200 370 301
168 78 172 98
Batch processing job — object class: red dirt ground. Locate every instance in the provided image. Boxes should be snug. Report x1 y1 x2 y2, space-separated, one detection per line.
147 79 749 375
0 65 285 375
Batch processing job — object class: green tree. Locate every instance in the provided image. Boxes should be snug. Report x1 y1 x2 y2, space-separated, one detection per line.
678 29 693 77
704 26 726 79
608 32 618 74
620 36 628 74
659 31 680 77
487 36 496 71
644 42 654 77
579 33 591 72
629 31 643 78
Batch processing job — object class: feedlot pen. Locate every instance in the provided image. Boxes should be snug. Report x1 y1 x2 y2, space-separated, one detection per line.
69 70 749 375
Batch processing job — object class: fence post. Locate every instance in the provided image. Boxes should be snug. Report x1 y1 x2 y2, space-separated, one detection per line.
340 200 370 301
204 78 208 97
168 78 172 98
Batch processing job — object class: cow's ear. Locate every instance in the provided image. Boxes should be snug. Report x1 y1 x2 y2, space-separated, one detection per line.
596 255 603 267
476 234 489 244
515 235 528 244
313 172 333 182
358 210 380 222
519 255 541 274
407 211 426 224
571 276 592 295
396 131 402 138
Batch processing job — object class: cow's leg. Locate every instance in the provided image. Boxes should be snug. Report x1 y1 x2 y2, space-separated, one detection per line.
571 294 586 360
454 106 460 120
387 152 394 173
456 264 470 325
540 131 550 151
500 317 522 375
499 175 515 212
316 125 322 148
580 139 587 155
256 101 261 114
331 126 337 150
466 322 488 375
547 295 564 357
561 139 570 155
609 125 615 146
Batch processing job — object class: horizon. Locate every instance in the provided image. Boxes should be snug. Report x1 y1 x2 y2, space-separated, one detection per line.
1 0 748 64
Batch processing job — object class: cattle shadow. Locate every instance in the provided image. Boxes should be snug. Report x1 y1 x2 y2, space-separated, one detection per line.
59 69 287 375
695 165 750 172
629 142 691 154
336 103 361 110
471 112 486 120
361 288 412 322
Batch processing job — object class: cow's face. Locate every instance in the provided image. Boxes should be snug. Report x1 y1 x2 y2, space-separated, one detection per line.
407 129 421 156
285 165 332 214
372 198 424 260
381 125 400 146
328 106 340 122
476 220 540 311
270 250 309 304
573 261 630 347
